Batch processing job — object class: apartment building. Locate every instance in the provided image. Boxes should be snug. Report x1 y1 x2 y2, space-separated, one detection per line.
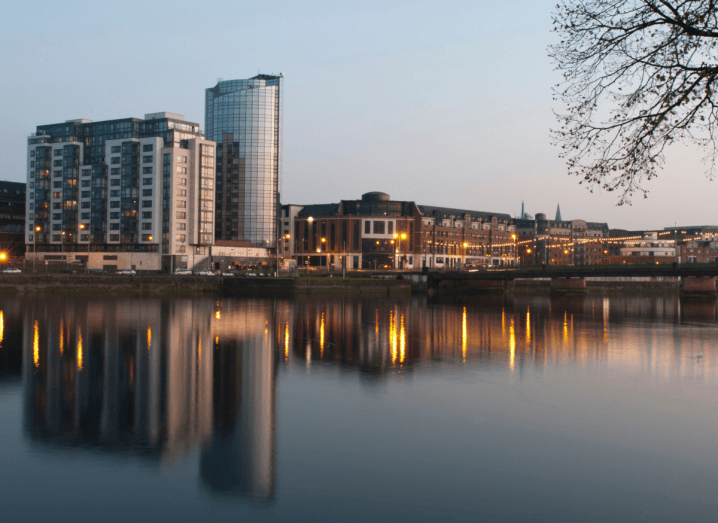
27 113 215 271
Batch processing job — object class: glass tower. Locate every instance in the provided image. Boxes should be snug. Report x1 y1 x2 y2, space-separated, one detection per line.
205 74 283 247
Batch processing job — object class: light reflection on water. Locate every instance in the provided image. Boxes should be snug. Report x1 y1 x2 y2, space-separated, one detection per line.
0 293 717 521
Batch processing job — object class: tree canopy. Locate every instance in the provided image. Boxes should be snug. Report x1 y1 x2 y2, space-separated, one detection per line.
550 0 718 204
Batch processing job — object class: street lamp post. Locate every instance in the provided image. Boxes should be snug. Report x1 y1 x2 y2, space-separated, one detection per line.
512 234 516 267
33 226 40 273
61 231 66 269
321 237 326 271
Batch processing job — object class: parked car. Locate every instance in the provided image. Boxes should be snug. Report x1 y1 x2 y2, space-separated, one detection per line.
195 270 217 277
1 268 21 274
174 269 192 275
220 272 236 277
116 269 136 275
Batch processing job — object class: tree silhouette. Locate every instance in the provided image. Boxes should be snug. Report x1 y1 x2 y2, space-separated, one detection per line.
550 0 718 204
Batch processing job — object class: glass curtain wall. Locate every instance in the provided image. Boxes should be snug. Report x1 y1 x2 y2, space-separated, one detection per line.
205 75 283 248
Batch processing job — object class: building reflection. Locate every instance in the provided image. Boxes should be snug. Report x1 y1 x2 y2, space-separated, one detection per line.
276 294 718 384
21 296 277 502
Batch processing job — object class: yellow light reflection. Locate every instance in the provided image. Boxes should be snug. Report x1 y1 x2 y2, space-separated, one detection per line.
320 312 325 357
33 320 39 368
0 311 4 347
147 327 152 352
526 307 531 343
215 336 219 345
399 312 406 364
77 327 83 371
59 318 63 354
284 323 289 362
509 317 516 373
563 311 568 342
390 310 397 364
462 307 467 363
375 309 379 335
215 311 220 319
197 335 202 363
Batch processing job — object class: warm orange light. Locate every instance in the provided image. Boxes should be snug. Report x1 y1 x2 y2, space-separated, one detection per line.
401 233 407 239
511 234 516 240
393 233 398 239
148 235 153 241
80 224 85 229
463 242 468 248
285 234 290 239
308 216 314 223
321 237 326 242
526 249 532 253
0 253 6 261
35 226 41 232
316 248 321 253
564 250 568 254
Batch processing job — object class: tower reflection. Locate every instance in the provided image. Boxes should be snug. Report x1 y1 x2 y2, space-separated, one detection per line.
21 296 277 501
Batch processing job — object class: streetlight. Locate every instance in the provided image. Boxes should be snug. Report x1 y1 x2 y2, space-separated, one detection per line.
61 231 66 269
321 237 326 271
34 226 41 273
79 223 89 273
276 234 290 278
512 233 517 267
316 247 321 271
463 242 468 270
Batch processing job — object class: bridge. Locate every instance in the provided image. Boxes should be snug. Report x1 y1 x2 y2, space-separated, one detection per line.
412 266 718 296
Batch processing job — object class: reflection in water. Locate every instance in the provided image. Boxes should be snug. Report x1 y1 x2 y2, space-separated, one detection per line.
12 292 718 511
276 294 718 383
21 297 277 502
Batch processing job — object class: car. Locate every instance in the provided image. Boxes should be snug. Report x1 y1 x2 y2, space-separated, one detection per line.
174 269 192 275
220 272 235 277
116 269 136 275
195 270 217 277
1 268 21 274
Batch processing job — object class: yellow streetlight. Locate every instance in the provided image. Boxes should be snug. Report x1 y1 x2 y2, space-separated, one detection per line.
0 253 6 261
308 216 314 223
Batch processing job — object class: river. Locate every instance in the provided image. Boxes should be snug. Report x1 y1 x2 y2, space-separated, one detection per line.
0 293 716 522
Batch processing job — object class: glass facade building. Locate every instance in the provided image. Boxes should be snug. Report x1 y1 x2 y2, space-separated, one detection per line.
205 74 283 247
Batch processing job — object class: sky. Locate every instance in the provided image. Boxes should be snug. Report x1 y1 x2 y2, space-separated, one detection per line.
1 0 715 230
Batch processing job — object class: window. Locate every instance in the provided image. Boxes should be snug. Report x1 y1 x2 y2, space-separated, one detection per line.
141 200 152 208
53 192 62 199
142 211 152 219
81 180 90 187
109 223 119 230
110 234 119 241
142 234 153 241
143 155 153 163
30 182 34 189
365 221 370 234
109 212 119 219
176 211 186 219
81 191 91 198
81 213 89 219
111 168 120 175
110 190 120 197
176 234 186 242
142 222 152 230
30 192 34 199
52 224 61 231
388 221 394 234
81 202 90 209
54 149 62 157
110 179 120 186
30 161 35 168
176 200 186 209
111 157 120 164
142 167 152 174
30 150 35 157
177 156 187 163
110 201 120 208
142 177 153 185
53 160 62 167
176 167 187 174
373 221 385 234
29 213 34 220
143 144 153 152
176 189 186 197
29 203 34 210
177 178 187 186
53 213 61 220
54 171 62 178
111 146 121 153
142 189 152 197
177 222 186 230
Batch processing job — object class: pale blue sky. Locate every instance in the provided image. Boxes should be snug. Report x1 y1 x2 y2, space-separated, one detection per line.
1 0 714 229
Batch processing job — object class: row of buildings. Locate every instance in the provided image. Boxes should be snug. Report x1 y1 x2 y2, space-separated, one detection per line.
16 73 718 271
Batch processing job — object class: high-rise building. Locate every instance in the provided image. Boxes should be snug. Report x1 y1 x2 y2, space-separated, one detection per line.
26 113 216 271
205 74 283 247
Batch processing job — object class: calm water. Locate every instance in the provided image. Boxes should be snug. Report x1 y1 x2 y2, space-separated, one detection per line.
0 293 717 522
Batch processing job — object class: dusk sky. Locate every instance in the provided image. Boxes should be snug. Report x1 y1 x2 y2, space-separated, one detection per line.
1 0 715 230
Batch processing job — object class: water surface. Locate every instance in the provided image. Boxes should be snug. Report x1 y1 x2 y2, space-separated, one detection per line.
0 293 716 522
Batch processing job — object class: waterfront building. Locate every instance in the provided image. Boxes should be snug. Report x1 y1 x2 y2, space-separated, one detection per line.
205 74 283 248
282 192 517 270
26 113 216 271
0 181 27 259
516 212 608 266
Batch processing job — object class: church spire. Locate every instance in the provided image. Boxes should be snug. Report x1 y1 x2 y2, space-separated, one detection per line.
555 203 562 221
